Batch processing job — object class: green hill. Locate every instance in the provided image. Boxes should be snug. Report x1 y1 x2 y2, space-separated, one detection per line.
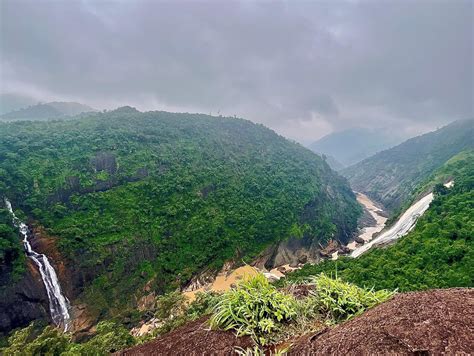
343 119 474 212
0 110 360 324
283 150 474 291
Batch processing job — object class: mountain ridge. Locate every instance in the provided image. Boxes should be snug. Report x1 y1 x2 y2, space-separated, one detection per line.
308 127 406 167
0 101 97 121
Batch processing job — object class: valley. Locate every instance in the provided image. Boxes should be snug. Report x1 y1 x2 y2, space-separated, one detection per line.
0 114 472 355
1 2 472 354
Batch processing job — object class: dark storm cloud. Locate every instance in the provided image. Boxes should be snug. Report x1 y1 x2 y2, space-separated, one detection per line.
1 0 472 142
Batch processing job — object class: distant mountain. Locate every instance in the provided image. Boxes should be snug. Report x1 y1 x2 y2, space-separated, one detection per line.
0 101 97 121
321 154 345 171
343 119 474 212
308 128 405 167
0 93 37 115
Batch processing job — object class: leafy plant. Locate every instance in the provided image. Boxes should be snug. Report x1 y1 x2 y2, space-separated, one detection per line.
308 273 394 321
235 345 289 356
2 323 70 356
1 321 135 356
210 273 297 345
77 321 135 354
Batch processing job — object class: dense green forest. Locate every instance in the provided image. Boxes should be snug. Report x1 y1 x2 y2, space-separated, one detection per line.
343 119 473 212
0 109 360 320
0 208 25 285
283 150 474 291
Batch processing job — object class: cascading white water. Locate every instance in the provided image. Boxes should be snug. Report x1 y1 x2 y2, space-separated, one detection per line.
5 199 71 331
350 180 454 258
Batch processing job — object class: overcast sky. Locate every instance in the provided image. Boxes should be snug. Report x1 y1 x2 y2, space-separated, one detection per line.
1 0 472 142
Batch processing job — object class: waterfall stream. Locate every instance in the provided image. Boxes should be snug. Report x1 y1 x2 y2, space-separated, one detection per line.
5 199 71 331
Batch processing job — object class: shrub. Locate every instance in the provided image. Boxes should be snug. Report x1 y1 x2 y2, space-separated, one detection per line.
83 321 135 353
309 273 394 321
210 273 297 345
2 323 70 356
186 291 222 319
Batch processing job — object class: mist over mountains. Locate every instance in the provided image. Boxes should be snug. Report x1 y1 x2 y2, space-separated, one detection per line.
0 101 97 121
308 128 407 168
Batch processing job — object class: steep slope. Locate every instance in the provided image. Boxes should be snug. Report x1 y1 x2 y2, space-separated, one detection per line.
343 119 473 212
284 150 474 291
0 102 96 121
308 127 404 167
291 289 473 355
0 110 360 331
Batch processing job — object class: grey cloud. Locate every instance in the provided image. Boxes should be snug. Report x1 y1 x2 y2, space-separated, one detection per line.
1 0 472 142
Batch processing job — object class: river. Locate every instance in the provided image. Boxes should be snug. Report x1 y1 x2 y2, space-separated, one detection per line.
350 181 453 258
5 199 71 331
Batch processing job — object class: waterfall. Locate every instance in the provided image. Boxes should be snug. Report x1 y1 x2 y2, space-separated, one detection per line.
5 199 71 331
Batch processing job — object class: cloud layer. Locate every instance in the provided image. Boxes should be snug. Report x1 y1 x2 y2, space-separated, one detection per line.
1 0 472 142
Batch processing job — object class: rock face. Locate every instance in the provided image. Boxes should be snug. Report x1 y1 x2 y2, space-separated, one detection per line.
253 237 351 269
117 317 254 356
0 259 49 333
253 237 322 269
290 288 474 355
119 289 474 355
0 223 98 335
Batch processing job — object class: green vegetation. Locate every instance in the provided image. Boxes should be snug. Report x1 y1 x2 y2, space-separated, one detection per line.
1 321 134 355
0 109 360 321
284 150 474 291
308 274 394 321
0 289 218 354
1 274 394 354
210 274 297 345
0 208 25 284
137 290 222 342
344 119 473 212
211 273 393 346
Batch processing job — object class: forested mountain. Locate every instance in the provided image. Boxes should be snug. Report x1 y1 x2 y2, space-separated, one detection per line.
0 110 360 331
343 119 474 212
308 128 405 167
285 149 474 291
0 102 96 121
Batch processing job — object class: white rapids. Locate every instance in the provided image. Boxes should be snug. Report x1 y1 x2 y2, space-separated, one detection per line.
351 180 454 258
5 199 71 331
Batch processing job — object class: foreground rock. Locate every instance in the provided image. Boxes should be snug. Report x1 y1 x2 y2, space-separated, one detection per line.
117 317 253 356
290 288 474 355
117 288 472 355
